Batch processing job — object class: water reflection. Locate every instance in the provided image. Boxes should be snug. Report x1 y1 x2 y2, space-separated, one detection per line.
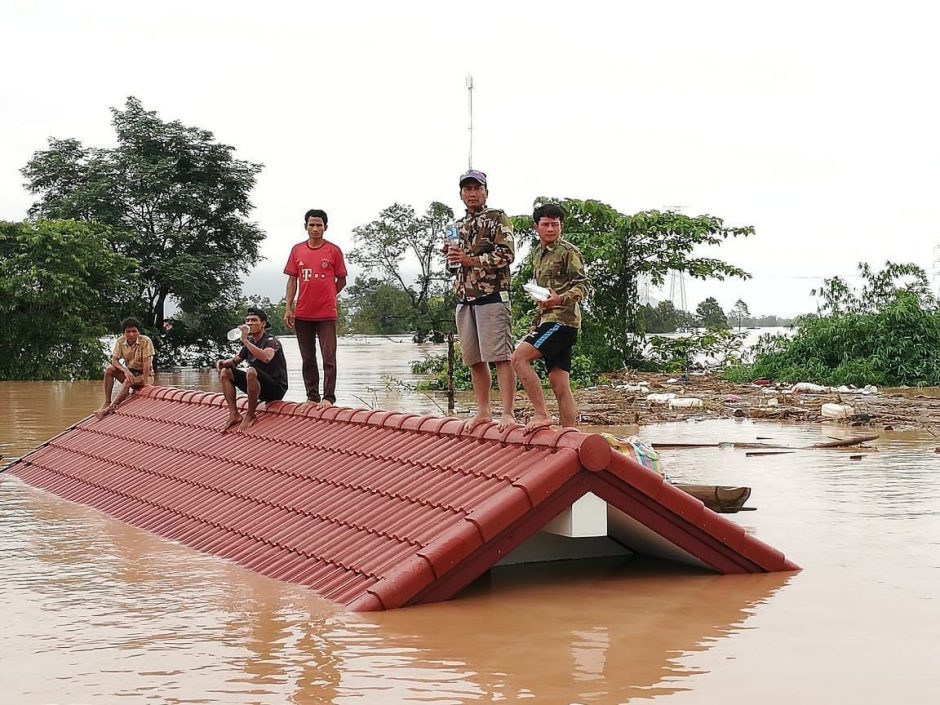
2 468 790 705
352 561 793 704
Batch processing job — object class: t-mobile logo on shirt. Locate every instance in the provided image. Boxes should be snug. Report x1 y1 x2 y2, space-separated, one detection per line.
301 268 330 280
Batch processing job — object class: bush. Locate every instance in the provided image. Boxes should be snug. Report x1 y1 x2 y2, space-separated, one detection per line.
724 292 940 387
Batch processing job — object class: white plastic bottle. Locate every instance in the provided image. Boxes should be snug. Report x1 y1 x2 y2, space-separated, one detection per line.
445 222 461 272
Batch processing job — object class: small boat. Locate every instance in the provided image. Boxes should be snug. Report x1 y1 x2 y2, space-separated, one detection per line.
674 484 753 513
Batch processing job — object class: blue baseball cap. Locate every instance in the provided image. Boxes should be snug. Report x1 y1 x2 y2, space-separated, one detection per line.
459 169 487 187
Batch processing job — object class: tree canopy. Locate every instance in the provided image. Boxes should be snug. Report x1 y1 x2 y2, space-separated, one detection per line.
22 97 265 334
0 220 138 380
348 201 456 340
511 198 752 368
696 296 729 329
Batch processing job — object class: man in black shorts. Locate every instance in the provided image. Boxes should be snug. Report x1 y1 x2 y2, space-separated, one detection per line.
216 307 289 432
511 203 589 431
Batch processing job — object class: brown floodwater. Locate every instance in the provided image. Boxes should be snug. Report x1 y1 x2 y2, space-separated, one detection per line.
2 336 939 704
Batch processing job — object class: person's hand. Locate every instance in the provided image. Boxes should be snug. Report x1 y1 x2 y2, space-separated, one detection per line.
447 246 469 268
239 324 249 342
216 359 229 371
284 309 295 330
538 289 563 310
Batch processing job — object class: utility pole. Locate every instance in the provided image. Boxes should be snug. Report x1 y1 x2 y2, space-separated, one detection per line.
466 74 474 169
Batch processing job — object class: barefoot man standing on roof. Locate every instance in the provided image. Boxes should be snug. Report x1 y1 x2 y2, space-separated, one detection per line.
511 203 589 432
446 169 516 431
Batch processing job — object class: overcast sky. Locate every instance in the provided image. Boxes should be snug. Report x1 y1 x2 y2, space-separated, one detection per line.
2 1 938 317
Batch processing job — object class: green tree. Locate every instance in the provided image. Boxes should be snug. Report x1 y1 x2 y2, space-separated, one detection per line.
729 299 750 330
812 261 935 315
726 262 940 387
344 276 418 334
696 297 729 329
511 199 751 368
349 201 456 340
21 97 265 337
0 220 138 380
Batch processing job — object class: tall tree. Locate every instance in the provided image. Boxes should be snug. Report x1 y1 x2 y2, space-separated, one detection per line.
21 97 265 331
344 276 417 334
511 199 751 367
729 299 750 330
0 220 138 380
349 201 455 340
696 296 729 329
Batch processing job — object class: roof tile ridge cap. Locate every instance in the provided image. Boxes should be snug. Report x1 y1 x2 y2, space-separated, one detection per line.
518 428 612 472
319 406 346 422
135 385 162 399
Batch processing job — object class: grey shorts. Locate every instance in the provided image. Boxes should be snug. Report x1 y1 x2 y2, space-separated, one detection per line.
456 301 513 365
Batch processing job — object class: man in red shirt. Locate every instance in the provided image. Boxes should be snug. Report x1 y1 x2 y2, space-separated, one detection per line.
283 209 347 406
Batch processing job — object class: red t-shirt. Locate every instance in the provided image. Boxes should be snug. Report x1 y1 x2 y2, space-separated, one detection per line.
284 240 348 321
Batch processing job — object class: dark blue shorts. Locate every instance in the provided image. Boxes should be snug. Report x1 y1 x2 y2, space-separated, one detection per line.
523 322 578 372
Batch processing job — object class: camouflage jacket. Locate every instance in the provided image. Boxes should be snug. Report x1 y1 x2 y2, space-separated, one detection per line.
532 239 589 329
452 207 515 302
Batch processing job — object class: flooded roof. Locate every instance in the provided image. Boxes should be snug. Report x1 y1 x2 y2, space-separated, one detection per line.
5 386 797 610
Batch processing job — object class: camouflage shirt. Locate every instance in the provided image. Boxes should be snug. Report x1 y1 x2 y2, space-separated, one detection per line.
532 239 590 329
452 207 515 302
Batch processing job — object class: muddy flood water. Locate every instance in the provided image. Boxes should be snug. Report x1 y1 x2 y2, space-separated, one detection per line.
2 336 939 704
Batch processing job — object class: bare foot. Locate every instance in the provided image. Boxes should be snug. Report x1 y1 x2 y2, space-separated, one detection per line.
237 414 257 433
464 415 492 432
220 412 242 431
317 400 334 408
496 414 517 431
302 399 320 406
94 404 114 420
524 416 554 434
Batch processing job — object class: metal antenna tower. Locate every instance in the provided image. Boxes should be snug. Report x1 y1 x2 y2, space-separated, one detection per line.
466 74 474 169
668 271 688 312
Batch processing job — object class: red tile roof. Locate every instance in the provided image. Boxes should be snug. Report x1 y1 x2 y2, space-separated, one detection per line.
6 386 797 610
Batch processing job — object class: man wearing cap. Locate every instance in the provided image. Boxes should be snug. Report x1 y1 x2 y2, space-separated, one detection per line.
215 307 289 432
446 169 516 431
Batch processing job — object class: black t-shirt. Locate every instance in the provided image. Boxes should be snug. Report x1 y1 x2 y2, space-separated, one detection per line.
238 331 289 389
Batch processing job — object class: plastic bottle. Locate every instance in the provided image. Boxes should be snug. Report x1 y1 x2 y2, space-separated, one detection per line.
226 325 247 341
444 222 461 271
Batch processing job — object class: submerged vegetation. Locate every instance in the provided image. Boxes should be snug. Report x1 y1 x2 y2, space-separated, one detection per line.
726 262 940 387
